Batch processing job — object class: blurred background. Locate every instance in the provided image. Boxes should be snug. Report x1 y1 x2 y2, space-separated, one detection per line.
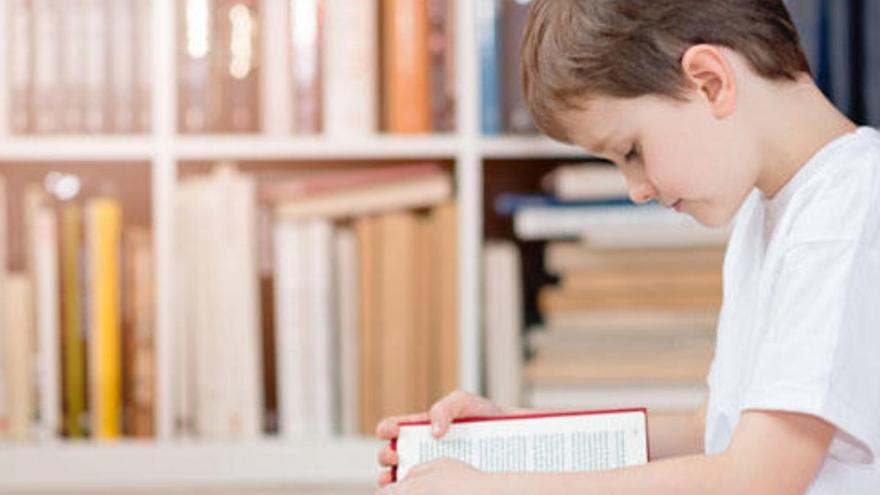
0 0 876 493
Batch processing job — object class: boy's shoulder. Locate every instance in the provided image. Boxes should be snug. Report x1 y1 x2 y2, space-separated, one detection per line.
781 127 880 246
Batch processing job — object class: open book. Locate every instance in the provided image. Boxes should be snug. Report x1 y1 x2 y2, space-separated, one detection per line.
392 408 649 481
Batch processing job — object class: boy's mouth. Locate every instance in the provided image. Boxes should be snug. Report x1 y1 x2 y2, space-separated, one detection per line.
672 199 683 212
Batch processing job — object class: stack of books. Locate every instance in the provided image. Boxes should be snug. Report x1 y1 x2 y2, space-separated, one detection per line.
484 163 727 413
178 0 456 134
0 168 155 442
7 0 152 134
173 163 459 439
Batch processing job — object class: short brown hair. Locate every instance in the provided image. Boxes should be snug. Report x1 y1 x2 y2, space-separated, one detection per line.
521 0 811 143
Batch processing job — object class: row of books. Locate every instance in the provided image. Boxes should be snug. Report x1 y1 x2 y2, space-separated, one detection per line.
178 0 456 135
0 179 154 441
7 0 152 134
173 163 459 438
483 163 727 412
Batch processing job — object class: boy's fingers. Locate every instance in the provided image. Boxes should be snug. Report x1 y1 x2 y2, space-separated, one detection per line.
377 445 399 467
375 412 429 439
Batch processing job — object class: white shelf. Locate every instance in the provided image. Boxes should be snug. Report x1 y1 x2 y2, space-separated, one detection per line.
480 135 594 159
173 134 463 160
0 438 382 492
0 136 154 161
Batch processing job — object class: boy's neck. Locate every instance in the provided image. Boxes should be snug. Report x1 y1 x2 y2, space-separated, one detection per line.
754 77 858 200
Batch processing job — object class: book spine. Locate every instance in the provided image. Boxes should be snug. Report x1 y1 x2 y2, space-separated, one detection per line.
108 0 137 133
500 0 535 133
382 0 432 133
305 220 336 436
273 220 309 437
83 0 108 133
86 198 123 439
5 274 36 441
434 202 458 397
223 0 260 132
290 0 324 133
0 178 7 436
9 0 33 134
260 0 293 135
32 0 62 133
179 0 213 132
61 0 87 133
133 0 152 132
355 216 381 435
478 0 501 135
34 206 61 439
323 0 378 136
334 226 360 436
60 204 86 438
130 229 155 437
427 0 455 133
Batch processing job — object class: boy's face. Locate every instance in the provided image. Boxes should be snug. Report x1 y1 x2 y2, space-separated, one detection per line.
563 94 760 227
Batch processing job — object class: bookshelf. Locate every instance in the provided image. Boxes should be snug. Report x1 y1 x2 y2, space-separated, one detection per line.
0 0 592 491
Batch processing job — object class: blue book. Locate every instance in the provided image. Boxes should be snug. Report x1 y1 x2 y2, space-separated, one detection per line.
479 0 502 135
493 193 634 217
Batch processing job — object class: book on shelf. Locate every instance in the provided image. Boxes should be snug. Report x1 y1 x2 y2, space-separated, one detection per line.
392 408 648 481
174 163 458 439
543 164 629 202
483 240 524 408
535 308 719 340
500 0 535 134
478 0 501 135
7 0 150 134
514 202 694 241
60 203 87 438
0 178 7 435
290 0 323 133
382 0 431 133
4 273 36 441
33 202 61 440
323 0 378 136
85 197 124 439
545 242 726 274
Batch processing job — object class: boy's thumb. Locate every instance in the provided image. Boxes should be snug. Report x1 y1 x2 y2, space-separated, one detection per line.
431 414 446 438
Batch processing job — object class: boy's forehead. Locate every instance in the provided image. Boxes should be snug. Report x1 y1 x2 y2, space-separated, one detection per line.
563 96 631 153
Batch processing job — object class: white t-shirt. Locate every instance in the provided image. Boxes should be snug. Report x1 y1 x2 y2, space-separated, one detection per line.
705 126 880 492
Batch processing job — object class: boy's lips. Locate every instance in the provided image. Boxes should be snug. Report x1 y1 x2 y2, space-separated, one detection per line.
672 199 683 211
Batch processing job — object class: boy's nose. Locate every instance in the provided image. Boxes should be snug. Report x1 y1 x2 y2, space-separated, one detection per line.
628 182 657 204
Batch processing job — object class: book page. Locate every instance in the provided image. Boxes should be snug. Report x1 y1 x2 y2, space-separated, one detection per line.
395 410 647 480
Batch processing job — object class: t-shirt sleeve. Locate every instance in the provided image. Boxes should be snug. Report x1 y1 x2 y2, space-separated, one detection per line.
742 240 880 464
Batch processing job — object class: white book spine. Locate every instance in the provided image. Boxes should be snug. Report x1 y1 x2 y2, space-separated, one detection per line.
553 166 629 201
109 0 136 132
33 0 61 133
134 0 152 132
323 0 377 136
173 182 196 437
9 0 33 134
260 0 293 135
514 204 688 241
334 227 360 436
305 220 335 437
34 207 60 440
483 241 523 408
61 0 87 132
83 0 107 132
274 220 309 437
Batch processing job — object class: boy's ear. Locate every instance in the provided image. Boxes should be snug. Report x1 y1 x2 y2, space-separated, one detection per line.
681 44 737 118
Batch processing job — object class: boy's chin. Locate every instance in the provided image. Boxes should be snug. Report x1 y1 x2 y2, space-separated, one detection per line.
688 206 733 229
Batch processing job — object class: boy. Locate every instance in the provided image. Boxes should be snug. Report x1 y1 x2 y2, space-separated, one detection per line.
375 1 880 493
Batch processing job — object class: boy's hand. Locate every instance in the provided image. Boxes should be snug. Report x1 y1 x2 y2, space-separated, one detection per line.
374 458 493 495
374 390 505 487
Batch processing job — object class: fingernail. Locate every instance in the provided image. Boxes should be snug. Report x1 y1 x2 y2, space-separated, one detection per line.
432 423 440 436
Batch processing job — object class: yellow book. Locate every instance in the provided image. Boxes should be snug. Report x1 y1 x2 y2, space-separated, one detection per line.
87 198 123 439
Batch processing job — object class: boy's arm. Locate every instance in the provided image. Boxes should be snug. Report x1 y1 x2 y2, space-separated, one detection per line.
495 410 835 495
647 399 706 460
